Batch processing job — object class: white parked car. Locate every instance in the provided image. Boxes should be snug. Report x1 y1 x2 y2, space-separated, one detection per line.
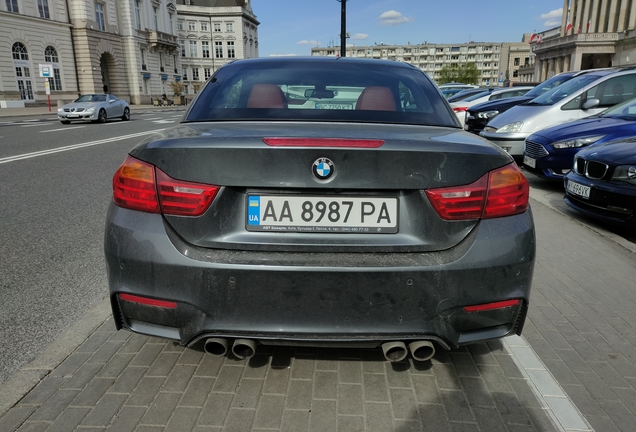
57 94 130 124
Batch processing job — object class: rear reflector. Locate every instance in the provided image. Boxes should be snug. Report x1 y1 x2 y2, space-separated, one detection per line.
463 299 520 312
425 163 529 220
452 107 468 112
119 293 177 309
263 137 384 148
112 156 219 216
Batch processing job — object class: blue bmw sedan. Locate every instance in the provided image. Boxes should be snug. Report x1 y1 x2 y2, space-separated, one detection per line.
564 139 636 228
523 97 636 180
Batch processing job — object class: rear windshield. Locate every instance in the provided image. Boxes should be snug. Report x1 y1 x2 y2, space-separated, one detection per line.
527 75 600 106
185 61 458 127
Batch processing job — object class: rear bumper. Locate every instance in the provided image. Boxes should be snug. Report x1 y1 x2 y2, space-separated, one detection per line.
104 204 536 349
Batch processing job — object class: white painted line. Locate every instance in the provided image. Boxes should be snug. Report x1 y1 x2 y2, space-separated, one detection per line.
40 126 85 133
21 123 51 127
152 120 175 124
0 129 164 164
143 117 162 121
504 335 593 432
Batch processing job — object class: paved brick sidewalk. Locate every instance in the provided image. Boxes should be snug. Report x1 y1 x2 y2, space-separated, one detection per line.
0 197 633 431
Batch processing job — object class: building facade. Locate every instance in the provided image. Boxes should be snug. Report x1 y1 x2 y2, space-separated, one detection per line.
311 39 531 87
67 0 181 105
176 0 259 98
1 0 78 107
529 0 636 81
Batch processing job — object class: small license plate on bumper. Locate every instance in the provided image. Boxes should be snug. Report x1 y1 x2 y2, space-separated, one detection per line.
246 195 398 233
566 180 591 199
523 155 536 168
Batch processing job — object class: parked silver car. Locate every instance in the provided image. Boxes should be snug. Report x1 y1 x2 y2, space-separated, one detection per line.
480 68 636 162
57 94 130 124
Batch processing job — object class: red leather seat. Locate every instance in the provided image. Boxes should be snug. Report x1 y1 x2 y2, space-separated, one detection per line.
247 84 288 109
356 86 396 111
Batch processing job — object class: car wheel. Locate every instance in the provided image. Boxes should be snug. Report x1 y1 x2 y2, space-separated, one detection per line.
60 120 71 125
121 107 130 121
98 109 107 123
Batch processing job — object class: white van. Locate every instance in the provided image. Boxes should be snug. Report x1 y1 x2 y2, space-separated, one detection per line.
479 68 636 161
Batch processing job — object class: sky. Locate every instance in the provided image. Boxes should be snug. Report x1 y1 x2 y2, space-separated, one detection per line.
250 0 566 57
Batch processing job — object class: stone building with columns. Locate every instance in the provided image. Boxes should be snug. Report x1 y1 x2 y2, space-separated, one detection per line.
176 0 259 98
529 0 636 81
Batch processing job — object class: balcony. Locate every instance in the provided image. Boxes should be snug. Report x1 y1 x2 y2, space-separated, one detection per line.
146 30 179 51
534 32 619 52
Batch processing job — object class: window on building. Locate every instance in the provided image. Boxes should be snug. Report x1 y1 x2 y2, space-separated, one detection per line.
184 84 189 94
227 41 235 58
514 58 520 66
188 21 196 31
202 41 209 58
159 52 164 71
178 21 183 31
6 0 18 12
179 40 185 57
226 22 233 32
215 41 223 58
141 49 146 70
192 68 199 80
37 0 50 18
513 70 519 77
153 6 158 31
12 42 28 60
189 41 197 57
201 22 208 31
44 46 62 90
95 3 105 31
214 23 221 32
204 67 211 79
182 68 188 80
169 13 174 34
134 1 141 29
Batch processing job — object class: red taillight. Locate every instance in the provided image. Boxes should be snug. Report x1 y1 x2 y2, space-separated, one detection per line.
263 137 384 148
156 169 219 216
452 107 468 112
119 293 177 309
425 163 529 220
463 299 520 312
113 156 160 213
112 156 219 216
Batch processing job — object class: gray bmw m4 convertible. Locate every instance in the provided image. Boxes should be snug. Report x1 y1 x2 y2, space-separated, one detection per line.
105 57 535 363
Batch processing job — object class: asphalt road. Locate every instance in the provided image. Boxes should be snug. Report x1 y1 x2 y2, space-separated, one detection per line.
0 109 186 385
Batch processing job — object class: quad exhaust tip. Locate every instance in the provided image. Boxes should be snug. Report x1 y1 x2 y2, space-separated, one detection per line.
232 339 257 359
203 338 229 356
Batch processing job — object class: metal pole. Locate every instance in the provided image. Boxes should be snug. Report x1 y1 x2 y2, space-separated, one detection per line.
339 0 346 57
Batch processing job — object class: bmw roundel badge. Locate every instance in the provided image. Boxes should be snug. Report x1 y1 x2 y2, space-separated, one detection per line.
312 158 334 180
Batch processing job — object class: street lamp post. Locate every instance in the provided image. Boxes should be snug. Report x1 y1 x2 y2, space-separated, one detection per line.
337 0 347 57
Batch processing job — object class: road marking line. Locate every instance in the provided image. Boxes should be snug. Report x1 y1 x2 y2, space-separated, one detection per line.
0 129 165 164
504 335 593 432
40 126 85 132
21 123 52 127
143 117 162 121
152 120 175 124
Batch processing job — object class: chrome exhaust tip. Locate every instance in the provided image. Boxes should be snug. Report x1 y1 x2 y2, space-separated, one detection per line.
232 339 256 359
381 341 408 362
203 338 229 356
408 341 435 362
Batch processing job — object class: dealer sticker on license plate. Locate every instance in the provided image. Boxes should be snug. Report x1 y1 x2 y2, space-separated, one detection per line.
566 180 591 199
246 195 398 233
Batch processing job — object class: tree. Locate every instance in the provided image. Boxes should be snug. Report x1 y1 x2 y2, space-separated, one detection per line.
437 63 480 85
168 81 184 96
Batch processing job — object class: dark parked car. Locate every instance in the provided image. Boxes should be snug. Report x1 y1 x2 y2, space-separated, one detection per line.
446 87 494 103
564 139 636 228
105 57 535 363
464 71 600 134
524 96 636 180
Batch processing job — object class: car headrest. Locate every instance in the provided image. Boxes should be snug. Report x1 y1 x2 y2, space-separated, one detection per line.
356 86 396 111
247 84 288 109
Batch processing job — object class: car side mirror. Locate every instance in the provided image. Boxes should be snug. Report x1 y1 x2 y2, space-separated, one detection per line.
582 98 600 110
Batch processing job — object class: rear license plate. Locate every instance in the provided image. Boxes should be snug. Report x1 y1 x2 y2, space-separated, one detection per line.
315 103 353 110
566 180 590 199
523 155 536 168
246 195 398 233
